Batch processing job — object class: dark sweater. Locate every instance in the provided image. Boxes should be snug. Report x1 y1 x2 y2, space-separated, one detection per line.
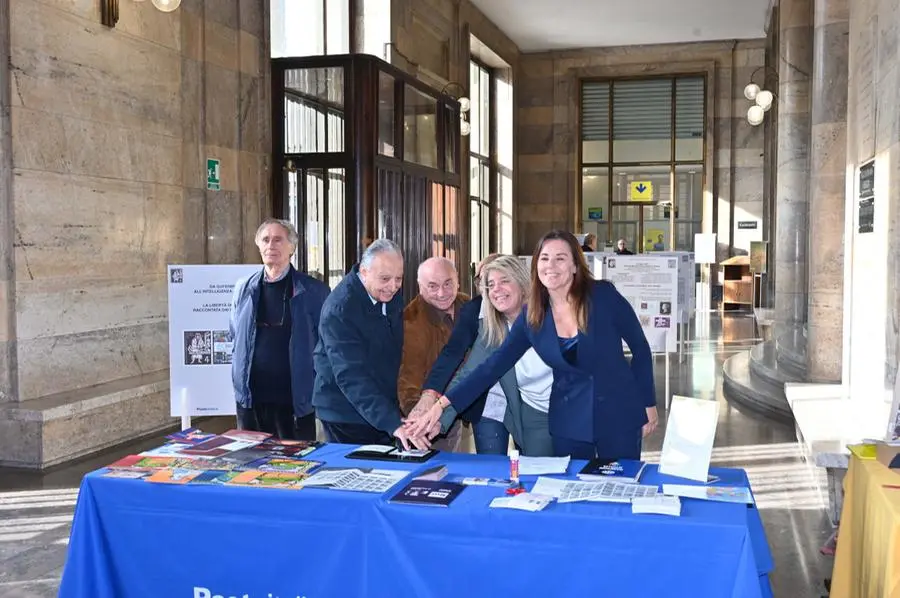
249 272 292 404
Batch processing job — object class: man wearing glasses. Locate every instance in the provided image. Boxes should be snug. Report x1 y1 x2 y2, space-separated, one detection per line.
230 219 330 440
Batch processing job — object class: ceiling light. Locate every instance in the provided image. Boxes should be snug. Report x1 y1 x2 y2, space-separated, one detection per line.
151 0 181 12
755 90 774 112
743 83 760 101
747 105 764 126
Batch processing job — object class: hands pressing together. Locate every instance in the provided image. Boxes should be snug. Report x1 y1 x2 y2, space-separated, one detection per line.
392 390 448 450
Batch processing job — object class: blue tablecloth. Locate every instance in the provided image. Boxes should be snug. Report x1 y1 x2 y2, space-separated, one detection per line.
59 444 773 598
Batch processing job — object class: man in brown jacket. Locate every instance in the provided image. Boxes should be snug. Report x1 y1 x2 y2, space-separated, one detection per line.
398 257 469 451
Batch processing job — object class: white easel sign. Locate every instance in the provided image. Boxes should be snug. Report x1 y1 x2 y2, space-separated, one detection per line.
167 264 260 417
659 395 720 482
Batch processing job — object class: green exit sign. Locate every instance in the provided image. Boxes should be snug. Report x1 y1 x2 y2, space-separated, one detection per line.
206 158 220 190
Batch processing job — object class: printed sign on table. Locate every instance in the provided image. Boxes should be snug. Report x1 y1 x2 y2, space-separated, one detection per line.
168 264 260 416
604 255 680 353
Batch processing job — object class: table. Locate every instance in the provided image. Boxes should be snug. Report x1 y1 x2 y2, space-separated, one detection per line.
831 453 900 598
59 444 773 598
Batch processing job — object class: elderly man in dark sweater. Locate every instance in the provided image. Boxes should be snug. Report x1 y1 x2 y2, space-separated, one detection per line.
230 219 329 440
312 239 424 449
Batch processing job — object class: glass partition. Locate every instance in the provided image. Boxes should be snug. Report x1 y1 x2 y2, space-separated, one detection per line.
273 55 463 301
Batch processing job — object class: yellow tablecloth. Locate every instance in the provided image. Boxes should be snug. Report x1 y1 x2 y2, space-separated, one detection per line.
831 454 900 598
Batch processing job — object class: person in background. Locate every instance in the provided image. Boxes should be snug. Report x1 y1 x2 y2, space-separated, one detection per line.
312 239 422 449
397 257 469 451
415 256 554 456
230 218 330 440
580 233 597 253
406 230 658 462
615 238 634 255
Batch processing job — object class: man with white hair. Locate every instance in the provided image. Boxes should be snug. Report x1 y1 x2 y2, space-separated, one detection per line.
230 218 330 440
397 256 469 451
313 239 422 448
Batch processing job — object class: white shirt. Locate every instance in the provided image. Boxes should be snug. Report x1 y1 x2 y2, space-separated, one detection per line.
357 273 386 315
478 304 553 417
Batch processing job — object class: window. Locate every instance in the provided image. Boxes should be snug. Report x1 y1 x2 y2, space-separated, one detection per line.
271 0 350 57
284 67 345 154
580 76 705 253
403 85 438 169
469 60 492 265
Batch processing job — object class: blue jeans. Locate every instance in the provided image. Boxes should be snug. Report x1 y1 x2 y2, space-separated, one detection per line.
473 417 509 455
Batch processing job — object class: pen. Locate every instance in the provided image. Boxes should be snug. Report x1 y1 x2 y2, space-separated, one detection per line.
882 485 900 490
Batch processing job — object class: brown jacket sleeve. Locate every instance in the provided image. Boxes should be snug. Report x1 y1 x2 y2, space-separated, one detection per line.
398 312 429 415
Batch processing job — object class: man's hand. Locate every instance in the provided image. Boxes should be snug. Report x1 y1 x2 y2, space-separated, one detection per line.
393 424 432 451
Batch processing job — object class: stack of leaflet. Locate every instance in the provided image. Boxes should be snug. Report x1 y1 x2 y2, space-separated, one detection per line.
300 467 409 493
490 493 553 512
577 459 646 483
531 477 659 504
631 495 682 516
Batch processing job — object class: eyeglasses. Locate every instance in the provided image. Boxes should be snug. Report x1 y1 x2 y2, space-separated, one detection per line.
257 284 290 328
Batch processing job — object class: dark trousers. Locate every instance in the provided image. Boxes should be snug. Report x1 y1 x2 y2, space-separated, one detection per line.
237 403 316 441
552 428 642 461
320 420 393 445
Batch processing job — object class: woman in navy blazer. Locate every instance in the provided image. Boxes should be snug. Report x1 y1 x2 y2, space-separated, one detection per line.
406 230 658 461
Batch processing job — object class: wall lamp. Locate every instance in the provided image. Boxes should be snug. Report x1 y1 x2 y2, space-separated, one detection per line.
440 81 471 137
743 66 778 126
101 0 181 28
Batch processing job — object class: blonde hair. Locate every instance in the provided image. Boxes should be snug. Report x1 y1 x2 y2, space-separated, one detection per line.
480 256 531 347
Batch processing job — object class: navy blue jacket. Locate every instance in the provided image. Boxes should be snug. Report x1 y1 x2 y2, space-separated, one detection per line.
423 296 482 393
230 266 330 417
312 265 405 434
445 280 655 444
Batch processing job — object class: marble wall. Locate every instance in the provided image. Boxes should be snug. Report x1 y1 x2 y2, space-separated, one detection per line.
844 0 900 397
0 0 270 464
0 0 13 404
516 41 766 255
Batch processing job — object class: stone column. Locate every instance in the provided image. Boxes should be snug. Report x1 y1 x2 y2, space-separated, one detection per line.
806 0 848 382
774 0 814 328
0 0 16 403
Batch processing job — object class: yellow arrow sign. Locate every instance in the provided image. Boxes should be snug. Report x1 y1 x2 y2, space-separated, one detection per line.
630 181 653 201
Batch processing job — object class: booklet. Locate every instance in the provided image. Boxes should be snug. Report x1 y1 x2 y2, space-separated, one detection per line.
179 436 259 458
226 470 308 489
187 470 242 485
244 458 323 475
389 480 466 507
108 455 199 469
345 445 437 463
577 459 646 483
145 468 205 484
102 468 154 480
165 428 218 445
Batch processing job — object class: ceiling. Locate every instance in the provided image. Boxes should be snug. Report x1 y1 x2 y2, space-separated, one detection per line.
468 0 770 52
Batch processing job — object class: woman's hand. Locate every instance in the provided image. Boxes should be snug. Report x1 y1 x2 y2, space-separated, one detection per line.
407 390 439 422
405 397 446 439
642 406 659 438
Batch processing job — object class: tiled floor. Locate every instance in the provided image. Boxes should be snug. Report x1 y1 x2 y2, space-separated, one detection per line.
0 312 833 597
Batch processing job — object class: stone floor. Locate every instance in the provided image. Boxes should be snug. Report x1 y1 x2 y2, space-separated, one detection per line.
0 312 833 597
